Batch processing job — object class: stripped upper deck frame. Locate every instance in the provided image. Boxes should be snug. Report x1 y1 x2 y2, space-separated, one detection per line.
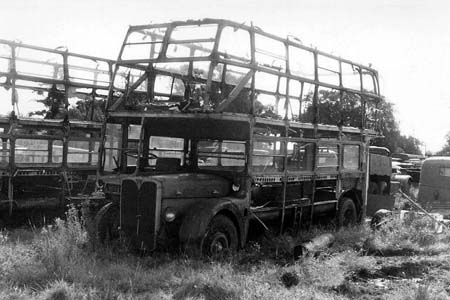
107 18 382 137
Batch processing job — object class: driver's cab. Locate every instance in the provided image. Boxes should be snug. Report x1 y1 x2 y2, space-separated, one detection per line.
102 122 187 174
101 120 248 178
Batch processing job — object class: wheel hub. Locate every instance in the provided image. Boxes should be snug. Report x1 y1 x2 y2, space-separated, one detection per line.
209 232 229 255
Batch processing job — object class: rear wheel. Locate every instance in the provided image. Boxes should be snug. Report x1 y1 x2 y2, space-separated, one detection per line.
338 198 357 227
95 202 120 244
202 215 238 257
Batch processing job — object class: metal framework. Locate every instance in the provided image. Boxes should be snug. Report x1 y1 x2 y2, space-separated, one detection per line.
0 40 113 218
106 18 381 131
0 39 114 115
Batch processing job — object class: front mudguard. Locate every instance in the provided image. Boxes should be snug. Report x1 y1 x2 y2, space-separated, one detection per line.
178 197 247 250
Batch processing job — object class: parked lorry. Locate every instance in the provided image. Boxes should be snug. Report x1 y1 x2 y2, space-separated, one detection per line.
418 157 450 216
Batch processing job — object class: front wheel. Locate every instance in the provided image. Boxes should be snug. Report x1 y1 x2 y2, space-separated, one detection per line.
337 198 357 227
202 215 238 257
95 202 120 244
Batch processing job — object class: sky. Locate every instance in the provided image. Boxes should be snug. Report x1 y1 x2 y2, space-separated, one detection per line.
1 0 449 153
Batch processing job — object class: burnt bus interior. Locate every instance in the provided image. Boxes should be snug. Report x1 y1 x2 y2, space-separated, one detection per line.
103 18 383 229
0 39 111 221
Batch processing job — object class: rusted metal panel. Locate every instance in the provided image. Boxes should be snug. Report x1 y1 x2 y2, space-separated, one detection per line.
153 173 230 198
137 181 160 251
370 153 391 177
120 179 161 251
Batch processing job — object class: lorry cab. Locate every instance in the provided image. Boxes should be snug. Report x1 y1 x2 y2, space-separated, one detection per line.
418 157 450 215
367 146 394 216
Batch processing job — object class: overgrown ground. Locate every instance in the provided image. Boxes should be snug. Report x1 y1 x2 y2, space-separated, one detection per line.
1 207 450 300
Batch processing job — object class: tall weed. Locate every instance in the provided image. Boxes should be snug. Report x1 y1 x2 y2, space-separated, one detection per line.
369 213 450 254
34 206 88 278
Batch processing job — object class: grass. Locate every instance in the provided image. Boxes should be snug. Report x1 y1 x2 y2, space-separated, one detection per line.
0 207 450 299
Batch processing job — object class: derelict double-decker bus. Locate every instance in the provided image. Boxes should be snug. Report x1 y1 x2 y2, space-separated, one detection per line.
0 39 112 225
96 19 385 255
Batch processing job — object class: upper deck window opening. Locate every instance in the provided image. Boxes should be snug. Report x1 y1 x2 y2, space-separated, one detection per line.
255 71 280 93
166 24 217 58
255 93 286 119
288 46 315 80
317 55 340 86
192 61 211 79
255 34 286 72
68 56 110 87
293 83 314 122
191 62 224 82
286 98 301 121
121 28 166 61
211 63 224 82
301 87 347 125
154 75 185 97
365 95 382 130
113 66 146 91
170 24 218 40
225 65 252 87
286 80 303 120
218 26 251 62
15 47 64 80
13 88 52 117
341 63 361 91
341 92 363 127
166 43 213 58
154 62 189 76
362 70 376 93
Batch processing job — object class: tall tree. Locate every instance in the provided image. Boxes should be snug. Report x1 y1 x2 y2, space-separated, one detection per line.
302 90 423 154
30 85 105 122
29 84 66 119
370 99 423 155
436 133 450 156
302 90 363 127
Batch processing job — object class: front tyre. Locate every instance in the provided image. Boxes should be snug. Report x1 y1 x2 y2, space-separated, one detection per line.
202 215 238 257
337 198 357 227
95 202 120 244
